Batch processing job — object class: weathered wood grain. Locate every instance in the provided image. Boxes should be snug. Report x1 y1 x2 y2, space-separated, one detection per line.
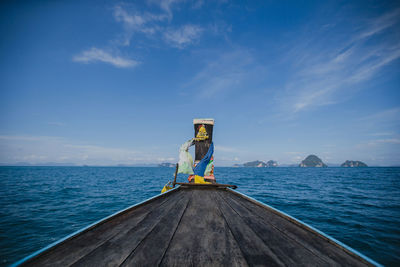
119 191 191 266
69 191 185 267
217 190 329 266
225 190 369 266
214 191 286 266
160 189 248 267
23 189 183 267
20 187 375 267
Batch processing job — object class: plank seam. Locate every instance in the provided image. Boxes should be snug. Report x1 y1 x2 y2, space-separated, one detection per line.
158 190 193 266
215 190 287 267
227 189 378 266
68 190 184 266
13 187 181 266
211 190 250 266
118 191 191 266
219 190 333 265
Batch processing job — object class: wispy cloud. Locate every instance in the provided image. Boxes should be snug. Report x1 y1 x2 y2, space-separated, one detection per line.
149 0 183 19
279 8 400 113
164 25 203 48
370 138 400 145
356 138 400 149
113 4 167 46
368 132 394 137
63 144 141 162
0 135 175 165
48 122 66 127
73 1 227 67
186 49 267 98
113 4 205 49
0 135 63 142
73 2 206 67
362 107 400 122
356 8 400 40
72 47 139 68
360 107 400 131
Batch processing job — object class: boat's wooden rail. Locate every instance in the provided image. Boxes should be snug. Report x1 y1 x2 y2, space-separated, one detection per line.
174 182 237 189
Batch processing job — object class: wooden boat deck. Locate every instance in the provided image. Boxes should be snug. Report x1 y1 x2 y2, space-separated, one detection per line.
18 186 376 266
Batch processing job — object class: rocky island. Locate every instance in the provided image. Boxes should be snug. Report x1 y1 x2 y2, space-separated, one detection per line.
266 160 278 167
341 160 368 167
299 155 327 167
244 160 267 167
242 160 278 167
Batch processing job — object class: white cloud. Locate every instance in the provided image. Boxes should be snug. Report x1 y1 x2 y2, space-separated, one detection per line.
186 49 266 98
192 0 204 9
362 107 400 121
113 5 167 45
164 25 203 48
346 48 400 83
356 138 400 148
279 9 400 113
0 135 176 165
110 4 206 49
147 0 183 19
157 157 176 162
0 135 63 142
114 6 146 28
73 47 139 68
356 8 400 40
63 144 140 162
369 132 394 137
372 139 400 144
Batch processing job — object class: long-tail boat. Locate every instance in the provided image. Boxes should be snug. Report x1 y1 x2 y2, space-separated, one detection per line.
13 119 380 266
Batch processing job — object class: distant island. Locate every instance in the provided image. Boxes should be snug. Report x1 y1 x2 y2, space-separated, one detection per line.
266 160 278 167
341 160 368 167
244 160 266 167
158 163 176 167
299 155 327 167
241 160 278 167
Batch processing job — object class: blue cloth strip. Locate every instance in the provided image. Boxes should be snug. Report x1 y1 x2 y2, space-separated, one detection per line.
193 142 214 177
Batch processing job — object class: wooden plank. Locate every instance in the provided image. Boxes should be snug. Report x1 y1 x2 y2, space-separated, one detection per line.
23 189 183 266
213 190 286 266
68 190 186 267
160 189 248 267
226 190 369 266
218 190 329 266
119 191 192 266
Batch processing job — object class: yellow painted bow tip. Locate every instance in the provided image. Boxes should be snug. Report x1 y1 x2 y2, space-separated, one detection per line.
161 185 172 193
161 182 173 193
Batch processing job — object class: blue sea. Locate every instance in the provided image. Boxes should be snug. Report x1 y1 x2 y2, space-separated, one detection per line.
0 167 399 266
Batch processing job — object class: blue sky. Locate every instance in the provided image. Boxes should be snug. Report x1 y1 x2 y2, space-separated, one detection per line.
0 0 399 166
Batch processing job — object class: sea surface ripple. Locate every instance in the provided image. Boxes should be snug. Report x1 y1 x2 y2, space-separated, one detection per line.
0 167 399 266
